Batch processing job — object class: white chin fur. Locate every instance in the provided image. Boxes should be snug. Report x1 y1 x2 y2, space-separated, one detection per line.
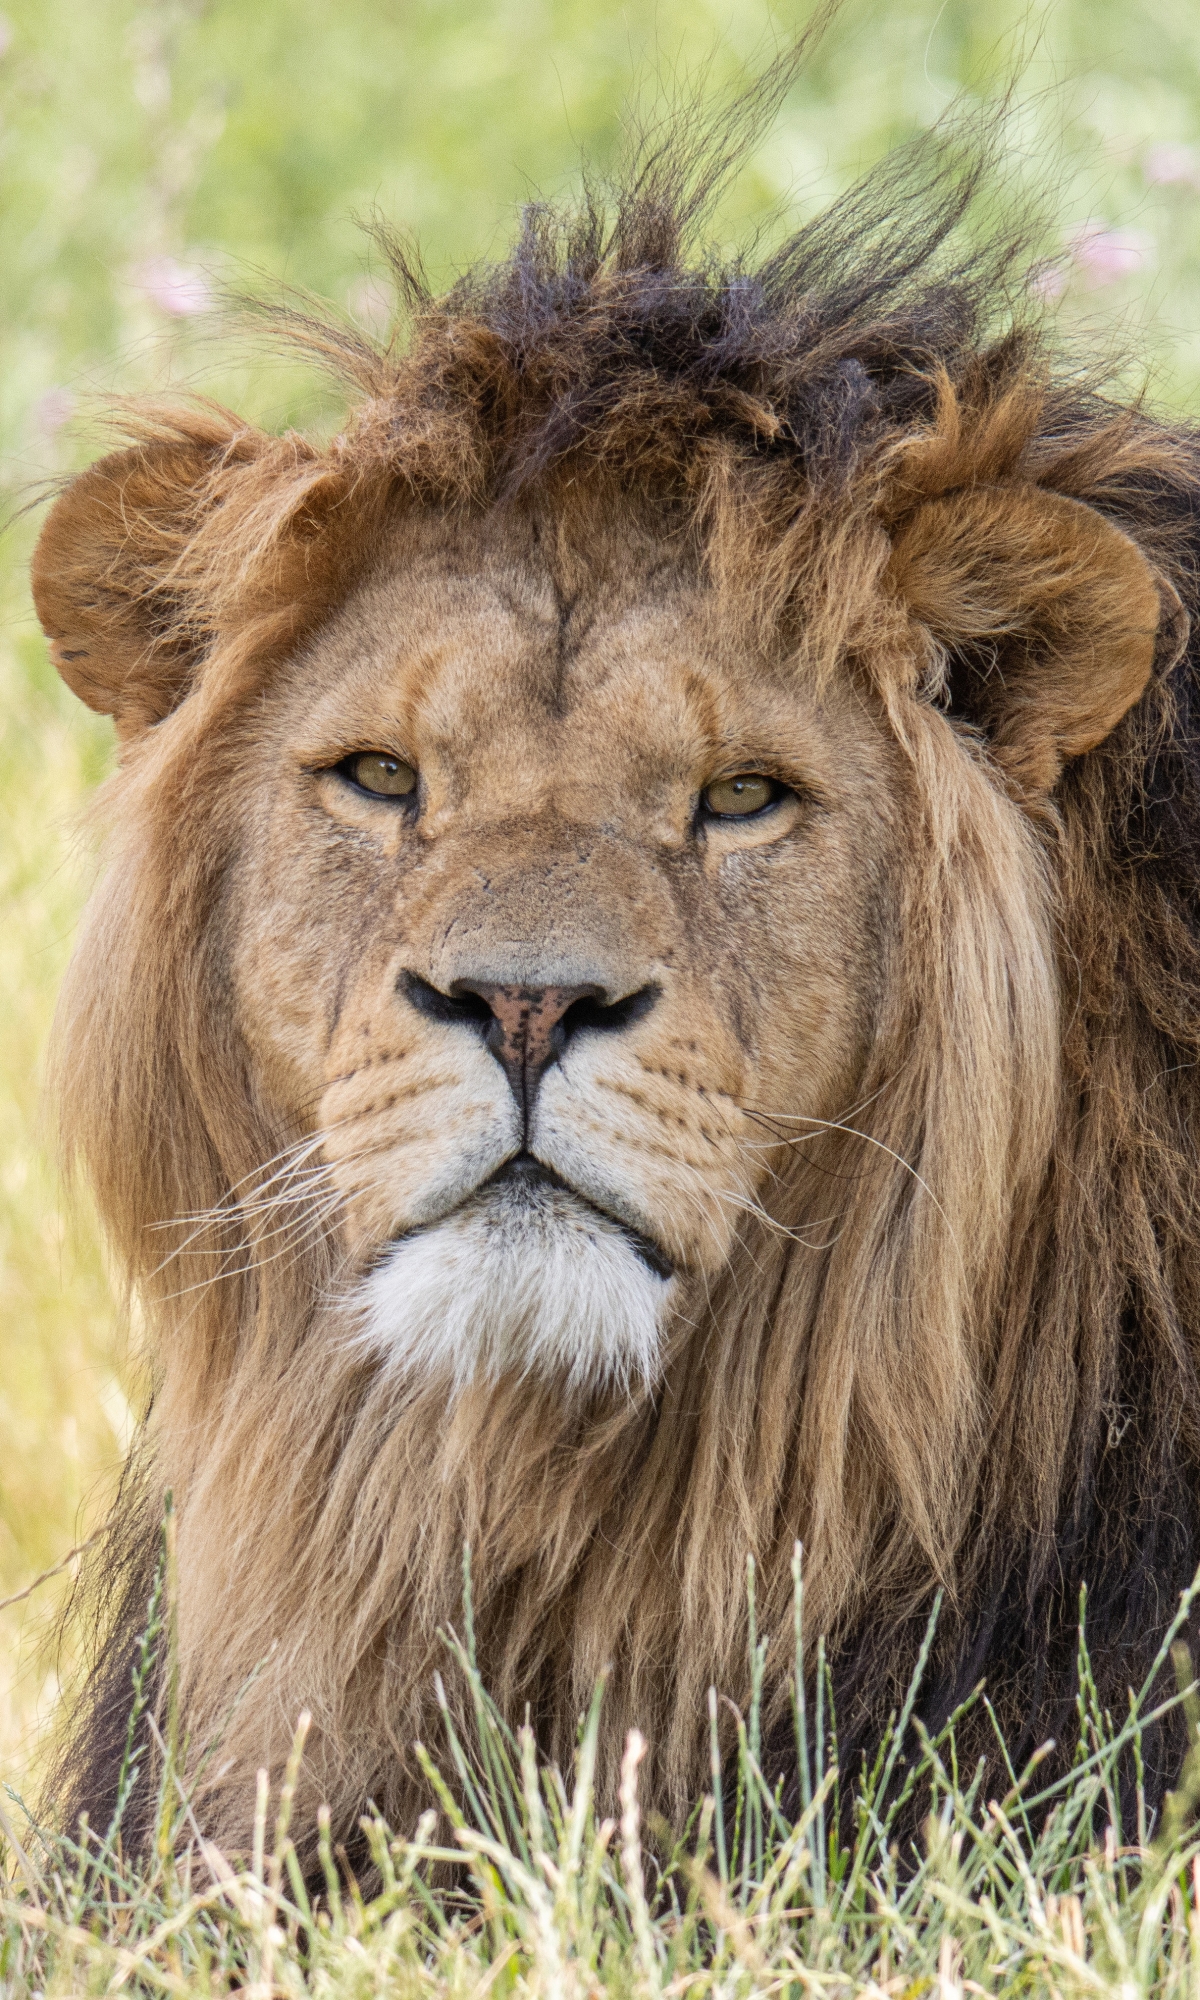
352 1177 674 1396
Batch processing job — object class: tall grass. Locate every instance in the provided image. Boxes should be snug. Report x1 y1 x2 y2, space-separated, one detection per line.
5 1542 1200 1999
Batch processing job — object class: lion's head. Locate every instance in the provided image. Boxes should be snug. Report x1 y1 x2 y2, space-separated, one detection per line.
33 133 1200 1849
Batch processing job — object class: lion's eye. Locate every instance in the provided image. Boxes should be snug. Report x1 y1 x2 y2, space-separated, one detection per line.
702 774 778 818
344 752 418 798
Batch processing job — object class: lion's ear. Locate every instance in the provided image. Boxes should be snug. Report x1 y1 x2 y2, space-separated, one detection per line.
888 486 1187 795
31 432 253 738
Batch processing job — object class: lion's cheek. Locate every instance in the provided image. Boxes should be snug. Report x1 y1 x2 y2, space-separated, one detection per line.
318 1036 521 1264
230 922 346 1121
226 848 386 1121
530 1052 755 1275
755 960 877 1126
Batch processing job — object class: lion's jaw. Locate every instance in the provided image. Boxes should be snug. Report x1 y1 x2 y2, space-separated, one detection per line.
231 511 890 1395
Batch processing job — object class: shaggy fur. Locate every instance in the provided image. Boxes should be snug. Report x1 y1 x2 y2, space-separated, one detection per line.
30 87 1200 1855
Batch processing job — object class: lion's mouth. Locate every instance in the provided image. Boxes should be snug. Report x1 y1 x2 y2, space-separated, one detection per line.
483 1155 676 1279
378 1152 675 1282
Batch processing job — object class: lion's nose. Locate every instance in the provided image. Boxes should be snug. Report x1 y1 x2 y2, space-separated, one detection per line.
399 972 659 1116
458 982 600 1109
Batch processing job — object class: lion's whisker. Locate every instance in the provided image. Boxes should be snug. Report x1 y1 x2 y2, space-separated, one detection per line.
148 1136 344 1275
715 1185 846 1252
733 1106 963 1263
159 1200 350 1299
154 1191 347 1290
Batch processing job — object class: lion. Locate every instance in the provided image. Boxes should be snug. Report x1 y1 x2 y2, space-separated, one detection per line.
30 108 1200 1856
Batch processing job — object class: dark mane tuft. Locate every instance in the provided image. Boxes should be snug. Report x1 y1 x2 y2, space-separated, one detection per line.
256 57 1053 514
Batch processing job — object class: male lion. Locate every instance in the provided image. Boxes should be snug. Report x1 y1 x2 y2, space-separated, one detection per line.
31 116 1200 1853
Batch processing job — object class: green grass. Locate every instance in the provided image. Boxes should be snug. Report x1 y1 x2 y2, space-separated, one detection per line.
7 1553 1200 2000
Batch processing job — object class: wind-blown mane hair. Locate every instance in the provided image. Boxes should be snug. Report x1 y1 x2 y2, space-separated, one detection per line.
39 65 1200 1850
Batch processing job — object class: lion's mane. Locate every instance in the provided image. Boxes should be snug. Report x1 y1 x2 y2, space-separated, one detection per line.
35 96 1200 1848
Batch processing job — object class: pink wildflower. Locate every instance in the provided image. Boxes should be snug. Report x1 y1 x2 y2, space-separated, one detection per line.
138 256 211 318
34 388 76 435
1066 221 1154 288
1143 142 1200 190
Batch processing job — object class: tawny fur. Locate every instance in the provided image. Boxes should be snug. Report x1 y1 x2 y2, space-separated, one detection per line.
30 102 1200 1855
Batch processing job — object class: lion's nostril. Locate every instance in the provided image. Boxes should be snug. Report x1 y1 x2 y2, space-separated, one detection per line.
559 985 660 1041
397 969 493 1028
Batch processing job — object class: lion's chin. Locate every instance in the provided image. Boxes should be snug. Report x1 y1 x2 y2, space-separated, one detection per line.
351 1170 676 1396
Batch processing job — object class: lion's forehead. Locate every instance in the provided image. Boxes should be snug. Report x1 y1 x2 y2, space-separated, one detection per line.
285 526 824 802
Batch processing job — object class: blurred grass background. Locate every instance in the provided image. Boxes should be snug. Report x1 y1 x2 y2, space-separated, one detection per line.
4 0 1200 1785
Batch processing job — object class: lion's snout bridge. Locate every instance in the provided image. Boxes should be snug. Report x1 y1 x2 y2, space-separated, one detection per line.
398 967 660 1119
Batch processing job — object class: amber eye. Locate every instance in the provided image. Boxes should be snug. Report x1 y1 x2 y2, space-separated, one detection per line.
344 752 418 798
702 773 779 818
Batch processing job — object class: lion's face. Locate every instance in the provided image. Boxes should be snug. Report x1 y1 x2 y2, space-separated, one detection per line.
229 510 895 1390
